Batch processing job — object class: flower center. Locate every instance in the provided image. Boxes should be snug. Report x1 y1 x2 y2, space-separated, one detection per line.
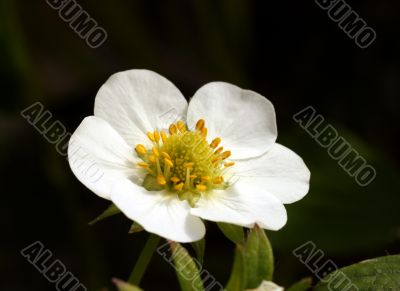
134 119 234 206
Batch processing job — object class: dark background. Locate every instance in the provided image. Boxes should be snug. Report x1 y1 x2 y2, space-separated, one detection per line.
1 0 399 290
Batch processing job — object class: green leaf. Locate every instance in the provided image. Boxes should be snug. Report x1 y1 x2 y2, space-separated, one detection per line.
191 238 205 265
226 245 246 291
287 277 312 291
88 203 120 225
170 241 204 291
217 222 245 244
313 254 400 291
113 278 143 291
244 226 274 289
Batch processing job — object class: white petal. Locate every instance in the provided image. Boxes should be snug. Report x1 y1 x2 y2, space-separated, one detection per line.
68 116 140 199
247 281 284 291
111 179 205 242
187 82 277 159
235 143 310 204
94 69 188 148
191 181 287 231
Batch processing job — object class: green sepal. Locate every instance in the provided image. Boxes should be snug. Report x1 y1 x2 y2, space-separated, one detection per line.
217 222 245 244
191 238 205 265
226 245 246 291
244 225 274 289
88 203 120 225
170 241 204 291
129 222 144 234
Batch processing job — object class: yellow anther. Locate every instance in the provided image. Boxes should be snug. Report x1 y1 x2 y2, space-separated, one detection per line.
184 162 194 169
196 184 207 192
135 144 147 155
177 121 186 132
154 131 160 142
169 124 177 135
147 132 155 142
161 131 167 143
137 162 149 168
221 151 231 159
148 155 157 164
215 146 224 154
171 177 180 183
201 176 211 182
201 127 207 138
224 162 235 168
189 175 197 179
152 147 160 157
210 137 221 148
213 176 224 184
157 175 166 186
174 182 184 191
195 119 205 130
211 156 222 164
161 151 171 159
164 158 174 168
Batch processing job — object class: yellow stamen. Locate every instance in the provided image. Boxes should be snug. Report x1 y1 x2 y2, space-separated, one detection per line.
196 185 207 191
169 124 177 135
161 151 171 159
189 175 197 179
214 176 223 184
161 131 167 143
177 121 186 132
184 162 194 169
215 147 224 154
201 176 211 182
137 162 149 168
221 151 231 159
157 175 166 186
152 147 160 157
148 155 157 164
195 119 205 130
174 182 184 191
224 162 235 168
147 132 155 142
201 127 207 138
154 131 160 143
171 177 180 183
165 158 174 168
210 138 221 148
135 144 147 155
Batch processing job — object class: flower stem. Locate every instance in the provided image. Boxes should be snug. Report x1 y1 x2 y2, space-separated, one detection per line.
128 233 161 285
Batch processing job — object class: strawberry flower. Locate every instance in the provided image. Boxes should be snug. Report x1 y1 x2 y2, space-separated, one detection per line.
68 70 310 242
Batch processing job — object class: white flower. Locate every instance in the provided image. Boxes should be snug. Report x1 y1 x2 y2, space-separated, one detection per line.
247 280 284 291
68 70 310 243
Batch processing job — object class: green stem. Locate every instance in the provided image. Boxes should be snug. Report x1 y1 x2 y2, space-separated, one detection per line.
128 233 161 285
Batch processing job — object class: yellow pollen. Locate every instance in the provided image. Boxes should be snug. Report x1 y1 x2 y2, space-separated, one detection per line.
135 144 147 155
184 162 195 169
154 131 160 143
215 147 224 154
171 177 180 183
189 175 197 179
210 138 221 148
157 175 166 186
165 158 174 168
201 176 211 182
174 182 184 191
196 185 207 192
196 119 205 130
177 121 186 132
224 162 235 167
169 124 177 135
147 132 155 142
